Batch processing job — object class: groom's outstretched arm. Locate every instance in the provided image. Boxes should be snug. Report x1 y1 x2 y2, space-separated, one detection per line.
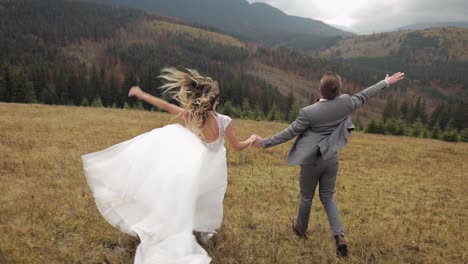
261 109 310 148
351 72 405 109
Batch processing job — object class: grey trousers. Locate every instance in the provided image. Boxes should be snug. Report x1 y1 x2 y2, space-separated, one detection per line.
296 156 345 237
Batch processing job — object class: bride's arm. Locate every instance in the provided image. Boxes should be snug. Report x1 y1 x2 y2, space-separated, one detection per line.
128 86 184 117
225 124 256 151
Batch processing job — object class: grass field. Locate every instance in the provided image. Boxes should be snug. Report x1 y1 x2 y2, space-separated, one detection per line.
0 103 467 264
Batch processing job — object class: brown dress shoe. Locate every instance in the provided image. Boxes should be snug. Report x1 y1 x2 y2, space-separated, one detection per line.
291 218 307 239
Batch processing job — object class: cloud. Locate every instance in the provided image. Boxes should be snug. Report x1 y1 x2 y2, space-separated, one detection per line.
247 0 468 33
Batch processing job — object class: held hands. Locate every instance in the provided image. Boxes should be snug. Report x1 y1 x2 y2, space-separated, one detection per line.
128 86 144 98
247 134 263 148
252 135 263 148
247 134 257 146
385 72 405 85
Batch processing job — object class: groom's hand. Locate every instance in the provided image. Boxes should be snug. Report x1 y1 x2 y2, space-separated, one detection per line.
253 135 263 148
385 72 405 85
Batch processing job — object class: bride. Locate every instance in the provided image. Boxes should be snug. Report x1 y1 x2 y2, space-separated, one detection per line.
82 67 257 263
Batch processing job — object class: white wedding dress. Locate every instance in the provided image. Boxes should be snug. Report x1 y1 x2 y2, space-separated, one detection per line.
82 113 232 264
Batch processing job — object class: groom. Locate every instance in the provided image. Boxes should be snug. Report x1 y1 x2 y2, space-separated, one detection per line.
253 71 405 257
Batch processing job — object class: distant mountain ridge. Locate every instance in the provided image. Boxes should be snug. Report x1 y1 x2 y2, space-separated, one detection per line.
90 0 353 49
317 28 468 63
396 21 468 31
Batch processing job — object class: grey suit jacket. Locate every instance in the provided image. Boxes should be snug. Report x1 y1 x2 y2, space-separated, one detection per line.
262 80 390 165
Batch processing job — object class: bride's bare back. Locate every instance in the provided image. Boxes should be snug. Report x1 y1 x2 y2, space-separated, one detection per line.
202 114 220 143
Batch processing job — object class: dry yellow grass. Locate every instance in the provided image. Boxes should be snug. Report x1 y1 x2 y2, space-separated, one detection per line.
0 103 467 264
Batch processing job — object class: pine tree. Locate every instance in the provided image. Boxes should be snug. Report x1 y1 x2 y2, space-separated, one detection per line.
41 83 57 104
91 96 103 107
420 99 427 124
383 97 399 122
460 128 468 143
221 100 239 117
0 74 5 102
108 72 119 108
453 103 468 130
411 118 424 138
384 118 406 136
430 103 450 130
400 99 410 122
445 118 455 131
134 100 144 110
14 70 35 103
30 65 48 102
123 71 137 108
2 66 15 102
100 67 111 107
288 102 300 123
54 69 68 105
353 118 363 131
429 103 443 127
431 122 441 139
423 129 430 138
410 97 422 123
366 119 385 134
241 98 253 119
89 65 100 101
285 91 295 120
253 104 265 121
366 119 378 133
441 130 459 142
81 97 89 106
67 74 81 105
77 66 88 104
267 103 283 122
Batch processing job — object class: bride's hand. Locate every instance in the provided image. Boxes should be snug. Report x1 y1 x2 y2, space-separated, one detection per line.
248 134 258 146
128 86 143 98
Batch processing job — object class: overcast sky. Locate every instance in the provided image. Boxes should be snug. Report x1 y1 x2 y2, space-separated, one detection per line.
247 0 468 34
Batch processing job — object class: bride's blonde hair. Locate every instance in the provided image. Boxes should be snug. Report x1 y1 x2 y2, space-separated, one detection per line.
159 67 220 137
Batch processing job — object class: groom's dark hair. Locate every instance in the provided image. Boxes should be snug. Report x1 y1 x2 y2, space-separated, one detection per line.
320 71 342 100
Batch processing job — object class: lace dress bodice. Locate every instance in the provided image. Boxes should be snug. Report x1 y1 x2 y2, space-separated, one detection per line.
202 113 232 152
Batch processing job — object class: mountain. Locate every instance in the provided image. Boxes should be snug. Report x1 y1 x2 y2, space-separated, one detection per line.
90 0 353 49
396 21 468 31
316 28 468 62
329 24 360 35
0 0 466 130
0 0 298 121
313 27 468 123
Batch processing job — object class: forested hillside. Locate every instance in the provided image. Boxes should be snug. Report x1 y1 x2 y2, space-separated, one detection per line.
317 28 468 90
0 0 466 141
0 0 292 121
